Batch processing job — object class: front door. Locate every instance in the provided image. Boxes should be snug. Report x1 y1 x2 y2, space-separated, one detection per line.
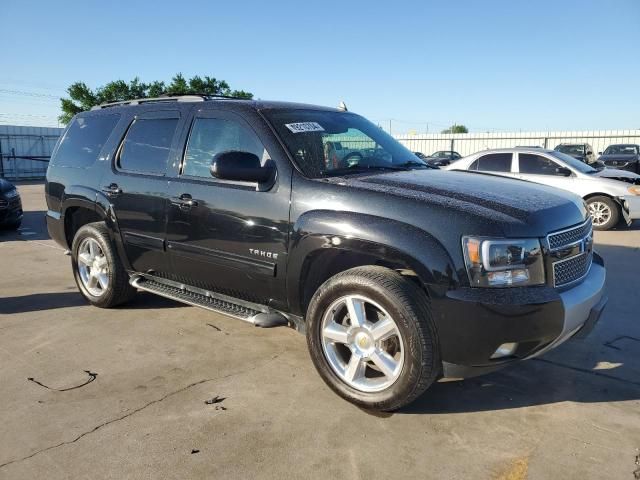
165 109 291 307
106 109 182 275
516 152 574 191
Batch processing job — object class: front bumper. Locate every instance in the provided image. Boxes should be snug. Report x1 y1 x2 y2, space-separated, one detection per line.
0 195 23 225
434 253 607 379
620 195 640 222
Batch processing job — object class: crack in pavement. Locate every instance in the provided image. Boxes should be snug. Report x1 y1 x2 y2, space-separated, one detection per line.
0 352 284 471
533 358 640 389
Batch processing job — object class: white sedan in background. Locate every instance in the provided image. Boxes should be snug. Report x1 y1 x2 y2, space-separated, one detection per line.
444 148 640 230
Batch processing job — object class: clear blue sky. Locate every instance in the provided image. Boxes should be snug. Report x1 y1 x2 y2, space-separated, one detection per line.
1 0 639 132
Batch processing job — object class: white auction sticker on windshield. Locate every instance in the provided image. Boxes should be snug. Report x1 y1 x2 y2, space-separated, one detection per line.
284 122 325 133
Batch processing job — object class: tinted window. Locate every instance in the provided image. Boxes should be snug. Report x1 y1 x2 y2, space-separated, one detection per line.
52 114 120 168
603 144 639 155
182 118 267 178
118 118 178 174
474 153 512 172
262 109 420 178
519 154 560 175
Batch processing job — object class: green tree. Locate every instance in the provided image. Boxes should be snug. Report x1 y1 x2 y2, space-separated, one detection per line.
441 124 469 134
59 73 253 124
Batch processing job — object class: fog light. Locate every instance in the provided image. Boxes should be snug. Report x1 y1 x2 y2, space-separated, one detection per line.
490 342 518 359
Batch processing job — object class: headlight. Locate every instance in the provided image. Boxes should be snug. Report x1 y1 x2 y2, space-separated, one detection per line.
5 188 18 198
628 185 640 196
462 237 545 287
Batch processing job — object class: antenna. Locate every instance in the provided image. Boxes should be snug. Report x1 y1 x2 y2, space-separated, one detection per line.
338 101 348 112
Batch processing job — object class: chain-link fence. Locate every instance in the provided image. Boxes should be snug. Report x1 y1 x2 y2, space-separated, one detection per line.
0 125 63 180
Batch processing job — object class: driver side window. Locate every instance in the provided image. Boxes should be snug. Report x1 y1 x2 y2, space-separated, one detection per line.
182 118 267 178
519 154 560 175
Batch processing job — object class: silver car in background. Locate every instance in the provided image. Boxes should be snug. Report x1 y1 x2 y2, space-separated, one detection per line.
445 148 640 230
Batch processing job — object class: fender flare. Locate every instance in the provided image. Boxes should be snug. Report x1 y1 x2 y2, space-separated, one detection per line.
286 210 459 315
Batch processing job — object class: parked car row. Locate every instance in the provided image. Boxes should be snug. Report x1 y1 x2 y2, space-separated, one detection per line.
443 147 640 230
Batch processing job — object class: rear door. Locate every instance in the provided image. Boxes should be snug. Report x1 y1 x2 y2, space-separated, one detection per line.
105 109 182 275
468 152 516 178
165 108 291 307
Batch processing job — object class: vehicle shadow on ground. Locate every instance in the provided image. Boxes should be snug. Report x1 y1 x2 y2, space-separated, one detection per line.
402 241 640 414
0 291 186 315
400 357 640 415
0 211 49 242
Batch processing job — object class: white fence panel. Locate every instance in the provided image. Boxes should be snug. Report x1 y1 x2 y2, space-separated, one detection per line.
395 130 640 158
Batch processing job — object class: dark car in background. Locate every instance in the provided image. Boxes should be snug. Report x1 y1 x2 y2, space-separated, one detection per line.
415 150 461 167
554 143 598 166
0 178 22 229
598 144 640 174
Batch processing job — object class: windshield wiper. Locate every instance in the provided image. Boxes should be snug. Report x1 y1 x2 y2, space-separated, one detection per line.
397 160 435 169
320 165 410 176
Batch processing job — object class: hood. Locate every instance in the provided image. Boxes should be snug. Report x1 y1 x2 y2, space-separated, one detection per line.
594 168 640 184
0 178 15 193
334 169 586 236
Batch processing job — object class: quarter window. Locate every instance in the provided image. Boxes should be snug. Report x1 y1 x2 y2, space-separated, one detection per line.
519 154 560 175
52 114 120 168
470 153 512 172
182 118 267 178
118 118 178 174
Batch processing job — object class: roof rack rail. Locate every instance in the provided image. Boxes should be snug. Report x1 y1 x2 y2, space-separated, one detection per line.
91 95 206 110
91 93 250 110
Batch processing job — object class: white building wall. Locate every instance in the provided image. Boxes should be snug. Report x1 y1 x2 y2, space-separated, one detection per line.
395 130 640 158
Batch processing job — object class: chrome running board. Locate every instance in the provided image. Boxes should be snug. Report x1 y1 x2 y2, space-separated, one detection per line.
129 274 289 328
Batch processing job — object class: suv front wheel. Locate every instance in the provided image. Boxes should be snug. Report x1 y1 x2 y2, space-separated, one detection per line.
71 222 136 308
306 266 441 411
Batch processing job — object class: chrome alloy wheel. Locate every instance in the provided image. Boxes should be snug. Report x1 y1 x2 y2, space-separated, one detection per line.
588 201 611 227
320 295 405 393
77 237 109 297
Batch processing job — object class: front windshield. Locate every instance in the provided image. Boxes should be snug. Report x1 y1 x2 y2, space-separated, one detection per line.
548 150 597 173
262 109 428 178
604 145 639 155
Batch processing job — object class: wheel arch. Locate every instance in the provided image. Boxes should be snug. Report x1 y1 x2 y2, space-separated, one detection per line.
287 211 459 316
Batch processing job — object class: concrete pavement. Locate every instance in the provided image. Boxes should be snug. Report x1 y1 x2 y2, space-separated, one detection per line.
0 183 638 479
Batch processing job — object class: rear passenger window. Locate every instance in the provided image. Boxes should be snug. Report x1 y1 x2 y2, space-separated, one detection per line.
118 118 178 174
519 154 560 175
474 153 512 172
182 118 267 178
52 114 120 168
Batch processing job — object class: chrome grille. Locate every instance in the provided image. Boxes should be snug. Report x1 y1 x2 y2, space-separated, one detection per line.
0 199 7 209
547 218 593 287
553 252 592 287
547 218 592 250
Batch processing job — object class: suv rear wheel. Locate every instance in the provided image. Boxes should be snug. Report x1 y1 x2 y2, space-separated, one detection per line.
71 222 136 308
306 266 440 411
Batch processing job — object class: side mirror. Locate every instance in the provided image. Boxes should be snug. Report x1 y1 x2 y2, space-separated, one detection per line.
555 167 572 177
211 151 274 183
598 151 603 155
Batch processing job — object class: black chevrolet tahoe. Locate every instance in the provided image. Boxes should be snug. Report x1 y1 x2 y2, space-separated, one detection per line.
45 95 607 411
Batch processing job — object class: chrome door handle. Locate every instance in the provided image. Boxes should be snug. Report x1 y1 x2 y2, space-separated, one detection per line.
102 184 122 197
172 194 198 210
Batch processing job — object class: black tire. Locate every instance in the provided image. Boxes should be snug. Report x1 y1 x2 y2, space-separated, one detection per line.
71 222 136 308
306 266 441 411
586 196 620 231
1 219 21 230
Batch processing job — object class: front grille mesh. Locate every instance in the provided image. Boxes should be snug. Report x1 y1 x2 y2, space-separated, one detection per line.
548 218 592 250
553 252 592 287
